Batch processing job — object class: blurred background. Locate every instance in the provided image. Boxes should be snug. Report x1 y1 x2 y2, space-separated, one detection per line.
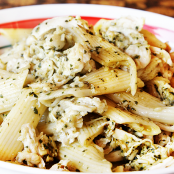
0 0 174 17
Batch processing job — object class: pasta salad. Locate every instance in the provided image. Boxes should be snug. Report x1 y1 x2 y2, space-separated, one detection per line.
0 15 174 172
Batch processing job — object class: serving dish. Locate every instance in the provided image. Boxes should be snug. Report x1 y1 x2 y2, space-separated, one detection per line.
0 3 174 174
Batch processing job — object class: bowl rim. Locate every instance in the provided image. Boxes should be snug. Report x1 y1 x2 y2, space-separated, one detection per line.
0 3 174 30
1 160 174 174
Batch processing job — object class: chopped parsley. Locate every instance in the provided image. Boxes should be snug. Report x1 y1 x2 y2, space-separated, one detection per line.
33 107 38 114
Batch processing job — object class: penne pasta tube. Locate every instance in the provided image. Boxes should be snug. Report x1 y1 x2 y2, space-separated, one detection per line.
107 90 174 124
154 121 174 132
0 88 47 161
81 67 144 95
38 67 144 104
59 141 112 173
147 156 174 170
0 70 28 113
0 69 13 79
101 104 160 135
71 26 133 67
140 29 166 49
31 16 138 95
71 26 138 95
38 87 93 106
78 117 107 146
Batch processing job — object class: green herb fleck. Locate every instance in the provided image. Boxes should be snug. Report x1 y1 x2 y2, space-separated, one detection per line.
134 55 140 59
46 92 51 95
134 101 138 105
33 107 38 114
35 27 40 32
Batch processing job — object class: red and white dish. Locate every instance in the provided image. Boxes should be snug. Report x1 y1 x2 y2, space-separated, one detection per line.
0 4 174 174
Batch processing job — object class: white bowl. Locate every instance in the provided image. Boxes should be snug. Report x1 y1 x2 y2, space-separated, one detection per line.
0 4 174 174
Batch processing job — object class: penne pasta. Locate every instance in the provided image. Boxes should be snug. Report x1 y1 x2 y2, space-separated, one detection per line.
38 87 93 107
78 117 107 146
140 29 166 49
101 102 161 135
0 70 28 113
81 67 144 95
31 16 138 95
107 90 174 124
59 141 112 173
38 67 144 105
0 88 46 160
71 27 138 95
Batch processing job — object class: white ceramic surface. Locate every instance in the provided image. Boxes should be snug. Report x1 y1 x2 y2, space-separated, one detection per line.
0 4 174 174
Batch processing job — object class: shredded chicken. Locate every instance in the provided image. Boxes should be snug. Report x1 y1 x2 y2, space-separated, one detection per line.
94 16 150 69
146 77 174 106
46 96 108 146
16 123 58 168
1 16 96 93
95 120 170 171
